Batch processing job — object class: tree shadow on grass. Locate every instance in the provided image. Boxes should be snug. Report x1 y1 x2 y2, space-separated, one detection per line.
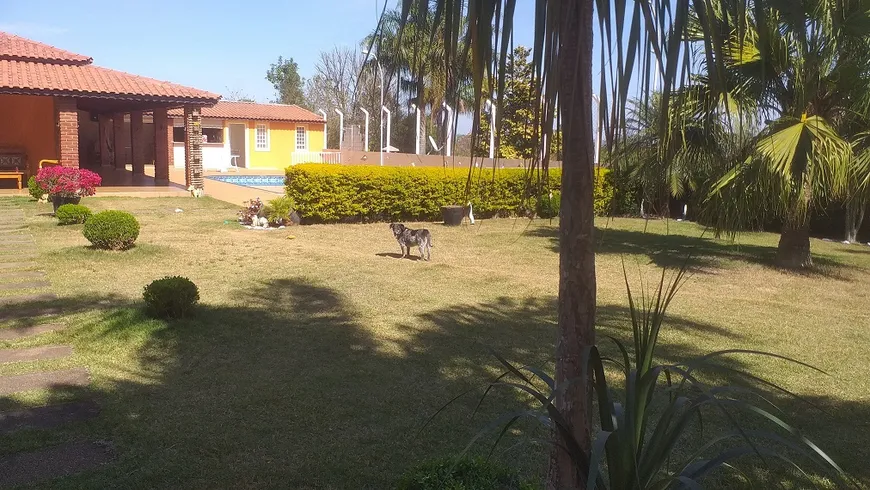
0 283 867 487
526 224 854 279
408 296 870 487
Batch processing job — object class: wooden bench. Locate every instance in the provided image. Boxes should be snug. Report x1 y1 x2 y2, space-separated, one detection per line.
0 172 23 189
0 150 26 190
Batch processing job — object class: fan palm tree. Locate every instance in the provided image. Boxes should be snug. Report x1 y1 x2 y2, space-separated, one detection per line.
614 91 753 217
701 0 870 268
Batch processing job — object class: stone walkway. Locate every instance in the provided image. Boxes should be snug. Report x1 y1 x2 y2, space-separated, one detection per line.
0 200 114 486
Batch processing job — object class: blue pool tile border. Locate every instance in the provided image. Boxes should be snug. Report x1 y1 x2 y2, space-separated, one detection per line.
207 175 285 187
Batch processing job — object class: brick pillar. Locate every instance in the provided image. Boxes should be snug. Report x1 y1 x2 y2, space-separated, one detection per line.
112 113 127 169
130 111 146 175
153 108 171 185
183 106 203 189
167 119 174 168
55 97 79 168
98 115 112 167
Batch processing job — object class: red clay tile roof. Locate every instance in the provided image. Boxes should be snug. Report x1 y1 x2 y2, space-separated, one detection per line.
168 101 325 123
0 32 219 103
0 32 91 65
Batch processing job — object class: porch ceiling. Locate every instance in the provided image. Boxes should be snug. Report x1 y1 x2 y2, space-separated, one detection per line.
73 96 210 115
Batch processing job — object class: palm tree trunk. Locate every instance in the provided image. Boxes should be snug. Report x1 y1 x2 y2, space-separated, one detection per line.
547 1 596 489
845 199 865 243
776 220 813 268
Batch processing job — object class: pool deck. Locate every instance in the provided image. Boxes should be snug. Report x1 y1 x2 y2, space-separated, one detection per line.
0 166 286 206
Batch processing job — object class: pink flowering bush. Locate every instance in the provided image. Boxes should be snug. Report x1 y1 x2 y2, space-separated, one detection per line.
35 167 102 199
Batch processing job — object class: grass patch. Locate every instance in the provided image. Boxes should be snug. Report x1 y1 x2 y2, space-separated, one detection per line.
1 196 868 488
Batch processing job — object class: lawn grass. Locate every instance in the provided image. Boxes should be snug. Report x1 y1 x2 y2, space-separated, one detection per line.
1 196 869 488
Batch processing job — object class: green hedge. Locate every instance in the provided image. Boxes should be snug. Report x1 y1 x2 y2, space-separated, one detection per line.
285 164 612 223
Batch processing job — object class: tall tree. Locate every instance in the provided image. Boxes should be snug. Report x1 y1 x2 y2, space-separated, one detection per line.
306 47 363 149
701 0 870 268
266 56 307 106
223 86 256 103
366 1 473 155
476 46 537 160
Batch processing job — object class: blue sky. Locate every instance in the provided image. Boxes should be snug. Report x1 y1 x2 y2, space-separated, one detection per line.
0 0 538 104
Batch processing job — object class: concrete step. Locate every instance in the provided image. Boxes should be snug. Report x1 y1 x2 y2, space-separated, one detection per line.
0 270 47 281
0 281 51 291
0 440 115 486
0 345 73 364
0 261 38 271
0 292 57 305
0 400 100 434
0 280 51 291
0 368 90 396
0 323 67 341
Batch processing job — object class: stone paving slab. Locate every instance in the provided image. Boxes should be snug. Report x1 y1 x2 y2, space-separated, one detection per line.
0 292 57 305
0 368 90 395
0 255 38 262
0 440 114 486
0 400 100 434
0 345 72 364
0 323 66 341
0 281 51 291
0 261 38 271
0 236 33 243
0 270 46 281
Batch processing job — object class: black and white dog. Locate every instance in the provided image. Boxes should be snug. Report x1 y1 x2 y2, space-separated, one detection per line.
389 223 433 261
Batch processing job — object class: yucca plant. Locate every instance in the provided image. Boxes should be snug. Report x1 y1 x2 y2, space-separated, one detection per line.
432 264 853 488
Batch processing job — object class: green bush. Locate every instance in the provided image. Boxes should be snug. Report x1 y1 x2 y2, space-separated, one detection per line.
286 164 612 223
83 210 140 250
27 176 46 201
397 457 534 490
536 191 561 218
55 204 92 225
143 276 199 319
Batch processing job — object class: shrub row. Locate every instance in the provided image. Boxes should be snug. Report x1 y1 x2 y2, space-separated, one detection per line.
285 164 613 223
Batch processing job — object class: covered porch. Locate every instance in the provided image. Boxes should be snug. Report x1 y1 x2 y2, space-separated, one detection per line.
0 31 220 194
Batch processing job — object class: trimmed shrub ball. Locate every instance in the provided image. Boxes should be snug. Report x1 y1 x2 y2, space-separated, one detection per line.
143 276 199 319
55 204 92 225
83 210 140 250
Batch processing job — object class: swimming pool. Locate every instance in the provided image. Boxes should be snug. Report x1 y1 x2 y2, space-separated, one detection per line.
207 175 285 187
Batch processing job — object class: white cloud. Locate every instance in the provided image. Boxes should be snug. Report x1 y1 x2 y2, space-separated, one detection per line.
0 22 69 37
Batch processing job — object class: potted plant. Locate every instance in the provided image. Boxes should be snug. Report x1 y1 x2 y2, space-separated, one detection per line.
35 166 102 213
440 205 465 226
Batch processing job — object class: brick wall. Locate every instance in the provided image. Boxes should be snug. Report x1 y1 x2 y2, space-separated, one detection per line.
183 107 203 189
55 97 79 168
130 111 145 174
152 108 171 184
112 113 126 168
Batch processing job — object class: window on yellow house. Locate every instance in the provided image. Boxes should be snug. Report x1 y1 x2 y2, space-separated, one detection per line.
296 126 307 151
256 124 269 151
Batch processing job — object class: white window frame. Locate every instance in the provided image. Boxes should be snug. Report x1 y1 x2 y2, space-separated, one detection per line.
255 123 270 151
295 125 308 151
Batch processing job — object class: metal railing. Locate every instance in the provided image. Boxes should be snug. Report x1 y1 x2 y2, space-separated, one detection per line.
291 151 341 165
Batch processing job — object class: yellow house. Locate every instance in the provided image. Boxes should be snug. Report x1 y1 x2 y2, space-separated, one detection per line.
168 101 329 170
